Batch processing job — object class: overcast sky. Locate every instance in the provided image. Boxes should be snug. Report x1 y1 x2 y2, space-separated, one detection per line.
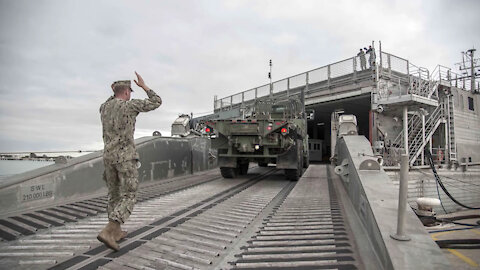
0 0 478 152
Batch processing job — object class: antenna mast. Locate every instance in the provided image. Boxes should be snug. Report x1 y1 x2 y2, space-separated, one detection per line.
456 48 479 92
268 59 273 96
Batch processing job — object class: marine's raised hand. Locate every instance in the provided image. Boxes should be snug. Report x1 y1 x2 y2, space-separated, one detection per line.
134 71 150 91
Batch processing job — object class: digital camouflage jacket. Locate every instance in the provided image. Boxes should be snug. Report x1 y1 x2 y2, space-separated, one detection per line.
100 89 162 164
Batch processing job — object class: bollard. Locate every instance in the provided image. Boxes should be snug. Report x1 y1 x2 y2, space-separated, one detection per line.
390 154 411 241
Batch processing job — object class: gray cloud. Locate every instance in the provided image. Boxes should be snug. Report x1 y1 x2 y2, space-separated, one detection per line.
0 0 478 152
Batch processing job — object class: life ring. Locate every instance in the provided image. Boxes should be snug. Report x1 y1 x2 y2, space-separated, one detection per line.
437 149 444 161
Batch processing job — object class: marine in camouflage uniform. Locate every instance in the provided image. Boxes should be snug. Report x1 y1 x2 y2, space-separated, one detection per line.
97 72 162 251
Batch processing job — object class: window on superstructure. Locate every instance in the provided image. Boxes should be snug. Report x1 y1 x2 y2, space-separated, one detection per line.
468 97 474 111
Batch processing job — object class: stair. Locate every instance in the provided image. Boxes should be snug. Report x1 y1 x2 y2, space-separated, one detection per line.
408 104 444 165
391 104 445 165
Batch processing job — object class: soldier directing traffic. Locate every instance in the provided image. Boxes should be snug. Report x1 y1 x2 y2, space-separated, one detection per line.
97 72 162 251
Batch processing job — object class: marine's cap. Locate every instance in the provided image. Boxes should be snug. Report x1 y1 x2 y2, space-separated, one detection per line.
112 80 133 91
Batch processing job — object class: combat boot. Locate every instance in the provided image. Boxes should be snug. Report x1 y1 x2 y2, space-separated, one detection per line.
115 225 128 241
97 220 120 251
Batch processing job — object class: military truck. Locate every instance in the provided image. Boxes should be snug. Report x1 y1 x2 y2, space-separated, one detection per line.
204 97 308 180
171 114 193 137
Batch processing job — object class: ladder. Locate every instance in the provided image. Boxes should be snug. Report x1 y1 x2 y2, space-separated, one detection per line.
446 94 457 162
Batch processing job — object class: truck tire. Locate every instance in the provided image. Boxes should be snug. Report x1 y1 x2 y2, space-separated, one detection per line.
285 169 299 181
303 154 310 168
285 146 304 181
220 167 237 178
239 163 249 175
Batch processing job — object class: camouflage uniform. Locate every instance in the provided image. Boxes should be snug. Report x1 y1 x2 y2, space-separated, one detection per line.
367 47 376 68
100 81 162 223
357 50 366 70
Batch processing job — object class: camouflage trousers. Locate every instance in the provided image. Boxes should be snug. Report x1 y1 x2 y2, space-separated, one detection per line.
103 160 139 224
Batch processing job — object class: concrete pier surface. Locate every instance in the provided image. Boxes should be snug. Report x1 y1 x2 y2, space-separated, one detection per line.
427 209 480 269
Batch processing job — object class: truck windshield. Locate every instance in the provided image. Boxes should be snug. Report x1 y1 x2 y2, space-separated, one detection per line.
272 106 285 113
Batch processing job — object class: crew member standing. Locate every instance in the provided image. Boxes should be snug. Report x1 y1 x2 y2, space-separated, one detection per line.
366 45 376 68
98 72 162 251
357 48 366 70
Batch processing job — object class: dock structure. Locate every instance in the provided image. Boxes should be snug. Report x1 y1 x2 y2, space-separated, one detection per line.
1 48 479 269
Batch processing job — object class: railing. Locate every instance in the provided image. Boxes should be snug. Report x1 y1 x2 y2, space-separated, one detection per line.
214 50 443 111
391 112 422 148
389 103 444 166
431 64 479 92
383 147 404 167
380 52 409 75
214 51 380 111
431 65 451 83
378 52 442 100
450 71 476 91
408 104 444 165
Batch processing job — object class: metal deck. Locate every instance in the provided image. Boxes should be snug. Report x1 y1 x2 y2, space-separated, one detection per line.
0 165 364 270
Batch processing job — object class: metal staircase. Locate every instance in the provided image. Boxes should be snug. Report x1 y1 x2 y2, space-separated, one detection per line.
392 104 445 165
408 104 444 165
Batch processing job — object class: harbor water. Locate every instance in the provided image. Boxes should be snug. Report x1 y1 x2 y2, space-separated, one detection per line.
0 160 55 181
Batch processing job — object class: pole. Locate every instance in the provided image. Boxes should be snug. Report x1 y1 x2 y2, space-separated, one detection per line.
269 59 273 96
379 40 382 70
470 49 475 92
403 106 409 156
421 113 425 165
390 154 411 241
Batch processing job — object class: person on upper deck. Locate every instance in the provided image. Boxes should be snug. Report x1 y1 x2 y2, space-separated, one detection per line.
366 45 376 68
357 48 367 70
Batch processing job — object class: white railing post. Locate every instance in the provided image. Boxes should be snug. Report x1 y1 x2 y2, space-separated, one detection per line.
403 106 409 156
390 154 411 241
387 54 391 76
422 114 425 165
287 78 290 97
353 57 357 80
327 65 331 87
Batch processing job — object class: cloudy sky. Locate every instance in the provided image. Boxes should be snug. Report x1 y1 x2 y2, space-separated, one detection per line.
0 0 478 152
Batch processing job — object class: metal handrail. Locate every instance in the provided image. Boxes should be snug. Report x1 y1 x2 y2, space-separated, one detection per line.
214 50 440 112
391 103 444 163
214 51 423 111
408 105 444 165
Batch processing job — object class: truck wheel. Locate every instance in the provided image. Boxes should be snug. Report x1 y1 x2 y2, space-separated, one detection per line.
239 163 249 175
303 155 310 168
220 167 237 178
285 169 299 181
258 162 268 167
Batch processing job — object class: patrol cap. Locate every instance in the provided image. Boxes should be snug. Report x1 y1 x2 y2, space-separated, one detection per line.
112 80 133 92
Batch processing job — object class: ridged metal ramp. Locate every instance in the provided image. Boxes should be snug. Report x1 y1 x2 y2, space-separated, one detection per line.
0 165 364 270
229 165 360 269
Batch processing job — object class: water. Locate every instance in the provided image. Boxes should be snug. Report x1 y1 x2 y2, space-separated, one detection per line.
0 160 55 181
